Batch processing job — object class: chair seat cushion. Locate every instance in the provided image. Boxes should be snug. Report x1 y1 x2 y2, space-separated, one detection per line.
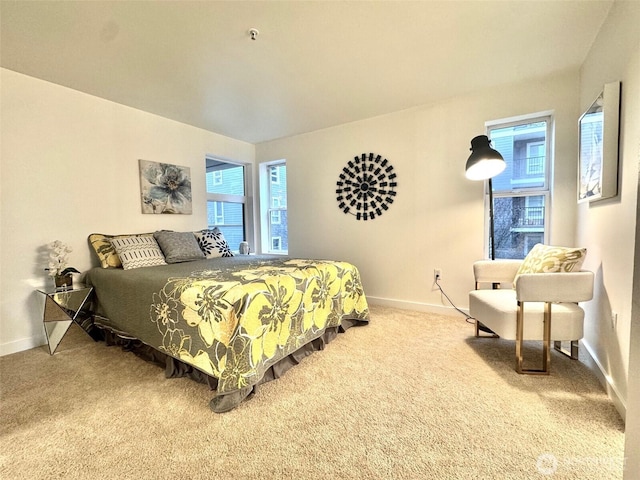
469 289 584 341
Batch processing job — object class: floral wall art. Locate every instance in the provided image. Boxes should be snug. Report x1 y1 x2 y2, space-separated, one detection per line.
139 160 192 214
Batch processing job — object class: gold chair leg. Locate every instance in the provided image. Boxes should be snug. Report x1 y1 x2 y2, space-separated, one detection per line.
543 301 551 372
516 301 524 372
516 301 551 375
473 283 499 338
554 340 579 359
475 320 499 338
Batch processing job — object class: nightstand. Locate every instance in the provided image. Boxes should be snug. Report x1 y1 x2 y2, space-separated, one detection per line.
37 285 93 354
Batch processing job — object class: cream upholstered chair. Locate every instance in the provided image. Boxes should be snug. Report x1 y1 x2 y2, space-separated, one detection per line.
468 245 594 375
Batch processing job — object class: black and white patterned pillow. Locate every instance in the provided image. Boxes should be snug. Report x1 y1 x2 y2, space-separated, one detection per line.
194 229 234 258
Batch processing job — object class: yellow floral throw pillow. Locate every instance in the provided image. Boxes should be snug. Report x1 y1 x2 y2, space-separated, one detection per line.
89 233 153 268
516 243 587 276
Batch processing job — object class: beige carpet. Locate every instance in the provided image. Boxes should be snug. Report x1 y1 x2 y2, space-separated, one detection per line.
0 305 625 479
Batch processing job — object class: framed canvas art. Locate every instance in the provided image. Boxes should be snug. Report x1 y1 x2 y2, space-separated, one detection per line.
139 160 192 214
578 81 621 203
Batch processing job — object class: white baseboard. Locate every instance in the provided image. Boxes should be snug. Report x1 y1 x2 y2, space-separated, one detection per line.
0 335 46 357
366 296 465 317
580 339 627 422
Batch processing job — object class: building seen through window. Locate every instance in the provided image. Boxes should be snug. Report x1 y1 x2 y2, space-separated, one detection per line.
205 159 247 252
488 117 551 259
267 163 288 253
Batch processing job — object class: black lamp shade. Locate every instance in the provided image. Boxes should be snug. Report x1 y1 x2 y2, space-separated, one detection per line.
465 135 506 180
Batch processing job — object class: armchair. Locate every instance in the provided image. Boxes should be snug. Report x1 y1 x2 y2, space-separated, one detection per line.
468 245 594 375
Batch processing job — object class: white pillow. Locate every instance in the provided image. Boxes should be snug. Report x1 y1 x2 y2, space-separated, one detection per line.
516 244 586 276
194 229 234 258
110 235 167 270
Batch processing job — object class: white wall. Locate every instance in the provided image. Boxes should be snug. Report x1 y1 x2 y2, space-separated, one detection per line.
628 186 640 476
575 1 640 476
256 70 581 315
628 190 640 480
577 0 640 419
2 5 637 471
0 68 255 355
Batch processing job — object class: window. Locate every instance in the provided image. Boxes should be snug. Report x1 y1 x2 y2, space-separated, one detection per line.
526 141 545 176
487 115 551 259
211 201 224 224
270 167 280 185
270 198 281 225
260 161 288 254
205 158 251 252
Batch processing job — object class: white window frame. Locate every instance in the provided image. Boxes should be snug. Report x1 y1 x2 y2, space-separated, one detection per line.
485 113 553 259
205 157 254 249
259 160 288 254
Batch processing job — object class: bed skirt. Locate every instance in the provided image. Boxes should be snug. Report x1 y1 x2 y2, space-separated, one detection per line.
92 316 365 412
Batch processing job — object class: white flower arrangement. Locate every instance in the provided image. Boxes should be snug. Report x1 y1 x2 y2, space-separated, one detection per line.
46 240 80 277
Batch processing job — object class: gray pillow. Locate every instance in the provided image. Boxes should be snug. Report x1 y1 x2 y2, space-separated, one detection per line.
153 231 205 264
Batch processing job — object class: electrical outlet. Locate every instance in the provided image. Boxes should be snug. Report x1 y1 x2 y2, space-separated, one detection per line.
434 268 442 282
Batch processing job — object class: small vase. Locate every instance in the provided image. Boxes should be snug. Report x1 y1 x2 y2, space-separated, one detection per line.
54 274 73 290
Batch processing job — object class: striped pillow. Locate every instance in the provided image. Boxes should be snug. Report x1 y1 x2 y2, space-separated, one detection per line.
89 232 152 268
110 235 167 270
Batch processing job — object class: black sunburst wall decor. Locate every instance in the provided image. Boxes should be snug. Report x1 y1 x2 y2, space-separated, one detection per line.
336 153 398 221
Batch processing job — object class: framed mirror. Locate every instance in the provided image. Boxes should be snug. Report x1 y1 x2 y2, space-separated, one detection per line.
578 81 621 203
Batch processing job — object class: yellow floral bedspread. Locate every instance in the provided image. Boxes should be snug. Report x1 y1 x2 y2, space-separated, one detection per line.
148 258 369 400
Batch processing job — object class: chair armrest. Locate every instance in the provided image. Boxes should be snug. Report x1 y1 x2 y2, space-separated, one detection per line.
473 260 522 284
515 270 594 303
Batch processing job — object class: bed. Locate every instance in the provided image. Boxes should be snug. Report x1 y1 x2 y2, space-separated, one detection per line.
84 248 369 412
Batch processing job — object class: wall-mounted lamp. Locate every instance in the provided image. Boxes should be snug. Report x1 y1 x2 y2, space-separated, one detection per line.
465 135 506 260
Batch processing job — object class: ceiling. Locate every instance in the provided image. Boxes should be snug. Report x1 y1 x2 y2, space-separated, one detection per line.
1 1 613 144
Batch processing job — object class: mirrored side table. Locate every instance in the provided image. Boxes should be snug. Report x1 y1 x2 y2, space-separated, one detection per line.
37 284 93 354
